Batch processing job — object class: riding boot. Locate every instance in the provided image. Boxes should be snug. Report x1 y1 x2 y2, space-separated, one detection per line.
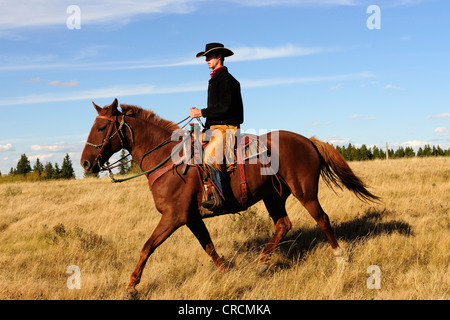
202 168 227 210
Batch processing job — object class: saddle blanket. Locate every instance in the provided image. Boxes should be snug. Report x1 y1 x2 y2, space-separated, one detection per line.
184 133 269 167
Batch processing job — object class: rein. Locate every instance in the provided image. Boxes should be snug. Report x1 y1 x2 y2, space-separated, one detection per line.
108 137 186 183
137 115 192 168
87 114 192 183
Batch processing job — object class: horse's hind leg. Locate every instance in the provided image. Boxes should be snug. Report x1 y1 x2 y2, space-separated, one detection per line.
302 198 346 262
187 218 227 273
257 194 292 274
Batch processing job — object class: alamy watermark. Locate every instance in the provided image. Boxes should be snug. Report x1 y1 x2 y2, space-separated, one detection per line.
66 5 81 30
367 5 381 30
66 5 380 31
66 265 81 289
366 265 381 289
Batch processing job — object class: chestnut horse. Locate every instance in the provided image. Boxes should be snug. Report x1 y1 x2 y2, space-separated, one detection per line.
81 99 379 297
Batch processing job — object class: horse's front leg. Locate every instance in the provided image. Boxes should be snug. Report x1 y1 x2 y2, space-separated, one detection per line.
125 210 183 298
186 217 227 273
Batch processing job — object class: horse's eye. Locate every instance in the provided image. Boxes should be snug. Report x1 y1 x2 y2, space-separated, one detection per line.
98 126 107 132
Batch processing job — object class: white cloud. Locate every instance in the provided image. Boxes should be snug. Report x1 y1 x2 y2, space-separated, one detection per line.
27 141 86 177
227 0 359 7
0 0 199 30
229 0 432 8
434 127 450 136
384 84 405 90
230 44 325 62
350 114 376 120
329 84 342 90
0 53 58 67
73 45 109 61
325 135 352 146
400 140 431 148
387 0 432 7
48 80 79 87
427 113 450 119
0 144 15 152
309 122 331 127
0 72 374 106
0 57 200 72
23 77 42 83
75 43 324 70
28 153 58 163
383 139 450 151
0 0 429 31
241 72 373 89
0 83 205 106
0 44 326 72
30 141 84 153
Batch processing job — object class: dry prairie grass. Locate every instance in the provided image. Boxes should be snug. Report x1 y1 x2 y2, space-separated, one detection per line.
0 157 448 300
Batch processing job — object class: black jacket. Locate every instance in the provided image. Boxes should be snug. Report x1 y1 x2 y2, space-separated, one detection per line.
201 66 244 128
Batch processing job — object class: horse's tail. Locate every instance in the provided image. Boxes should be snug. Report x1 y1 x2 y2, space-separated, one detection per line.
309 136 381 203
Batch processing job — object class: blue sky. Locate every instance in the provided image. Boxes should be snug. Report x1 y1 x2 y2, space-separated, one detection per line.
1 0 449 178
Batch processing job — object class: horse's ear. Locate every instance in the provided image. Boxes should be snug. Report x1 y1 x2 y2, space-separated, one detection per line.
92 101 102 114
111 98 118 114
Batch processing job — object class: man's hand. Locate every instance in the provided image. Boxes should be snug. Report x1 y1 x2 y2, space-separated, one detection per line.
190 107 202 118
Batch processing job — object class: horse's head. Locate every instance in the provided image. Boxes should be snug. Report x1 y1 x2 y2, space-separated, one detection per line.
81 98 125 174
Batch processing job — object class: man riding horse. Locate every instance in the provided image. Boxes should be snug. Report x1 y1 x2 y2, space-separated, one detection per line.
190 43 244 210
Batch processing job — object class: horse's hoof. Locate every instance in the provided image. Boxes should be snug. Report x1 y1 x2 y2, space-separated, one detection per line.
256 263 269 275
123 288 138 300
333 247 349 265
219 265 228 274
336 255 349 265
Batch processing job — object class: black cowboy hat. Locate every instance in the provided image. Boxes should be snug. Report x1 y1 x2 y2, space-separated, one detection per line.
196 42 234 58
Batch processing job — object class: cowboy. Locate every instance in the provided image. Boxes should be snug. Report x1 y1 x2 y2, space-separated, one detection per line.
190 43 244 210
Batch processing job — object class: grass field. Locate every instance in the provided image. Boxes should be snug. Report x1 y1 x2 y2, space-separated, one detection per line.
0 157 448 300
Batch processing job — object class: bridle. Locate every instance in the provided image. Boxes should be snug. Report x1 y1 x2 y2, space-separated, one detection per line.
84 113 193 183
85 114 134 170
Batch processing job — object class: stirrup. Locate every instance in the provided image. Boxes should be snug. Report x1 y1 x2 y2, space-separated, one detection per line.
201 199 217 210
201 185 224 210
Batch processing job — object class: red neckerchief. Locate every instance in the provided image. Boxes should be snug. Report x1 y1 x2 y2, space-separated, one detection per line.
210 65 225 78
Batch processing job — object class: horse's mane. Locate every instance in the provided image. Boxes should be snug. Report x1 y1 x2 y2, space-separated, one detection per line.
120 104 179 132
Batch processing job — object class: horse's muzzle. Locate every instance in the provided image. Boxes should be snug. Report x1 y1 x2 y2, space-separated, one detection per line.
81 160 91 171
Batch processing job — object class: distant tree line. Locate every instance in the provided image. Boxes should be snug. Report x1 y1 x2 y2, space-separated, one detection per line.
0 153 75 183
0 149 137 183
2 145 448 182
335 143 450 161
